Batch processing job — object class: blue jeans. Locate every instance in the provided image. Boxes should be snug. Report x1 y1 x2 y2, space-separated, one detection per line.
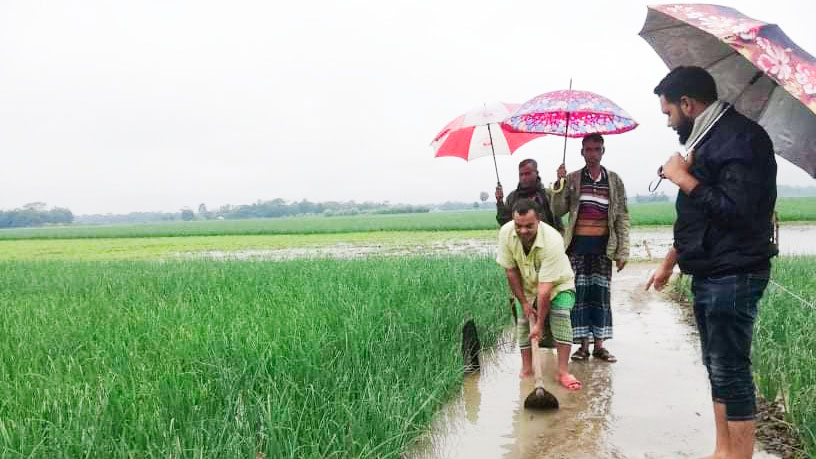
692 271 769 421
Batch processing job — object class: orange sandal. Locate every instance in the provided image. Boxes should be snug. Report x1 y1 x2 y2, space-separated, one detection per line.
558 373 582 391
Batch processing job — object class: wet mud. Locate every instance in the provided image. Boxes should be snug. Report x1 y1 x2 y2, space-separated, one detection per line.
408 263 782 459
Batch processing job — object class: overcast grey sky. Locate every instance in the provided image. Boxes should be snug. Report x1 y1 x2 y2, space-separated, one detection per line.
1 0 814 214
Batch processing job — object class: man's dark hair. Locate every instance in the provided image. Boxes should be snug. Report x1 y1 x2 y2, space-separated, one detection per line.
582 133 604 146
653 66 718 104
518 158 538 169
512 198 540 218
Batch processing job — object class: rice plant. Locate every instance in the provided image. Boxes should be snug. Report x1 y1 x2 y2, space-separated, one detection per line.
671 256 816 456
0 257 509 458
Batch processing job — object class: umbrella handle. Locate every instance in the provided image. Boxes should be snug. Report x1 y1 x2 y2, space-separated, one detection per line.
552 177 566 193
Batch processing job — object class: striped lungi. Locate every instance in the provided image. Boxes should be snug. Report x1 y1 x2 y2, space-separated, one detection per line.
517 290 575 349
569 253 613 342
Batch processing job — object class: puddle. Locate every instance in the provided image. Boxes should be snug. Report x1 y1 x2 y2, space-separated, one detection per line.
775 224 816 255
630 224 816 260
408 263 781 459
180 239 495 260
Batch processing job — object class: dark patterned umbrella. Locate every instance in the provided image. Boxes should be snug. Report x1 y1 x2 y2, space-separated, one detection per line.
640 3 816 177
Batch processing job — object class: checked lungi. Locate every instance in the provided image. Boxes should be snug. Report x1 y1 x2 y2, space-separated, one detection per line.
569 253 613 342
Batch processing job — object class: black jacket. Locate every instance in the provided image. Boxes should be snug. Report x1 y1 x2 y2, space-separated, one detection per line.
496 181 563 233
674 108 778 276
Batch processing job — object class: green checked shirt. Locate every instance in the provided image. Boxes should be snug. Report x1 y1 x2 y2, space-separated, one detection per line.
496 221 575 303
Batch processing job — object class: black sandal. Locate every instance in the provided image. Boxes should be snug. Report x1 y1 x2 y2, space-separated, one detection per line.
571 348 590 361
592 347 617 362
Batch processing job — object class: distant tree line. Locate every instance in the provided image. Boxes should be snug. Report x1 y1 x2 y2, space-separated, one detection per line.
202 199 431 219
0 202 73 228
76 211 182 225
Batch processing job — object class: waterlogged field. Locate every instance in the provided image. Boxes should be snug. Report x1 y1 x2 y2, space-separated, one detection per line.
0 258 508 458
0 230 498 262
675 256 816 456
3 204 814 458
0 212 497 240
1 197 814 241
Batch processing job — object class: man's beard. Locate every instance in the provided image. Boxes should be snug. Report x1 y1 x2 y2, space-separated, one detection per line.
676 115 694 144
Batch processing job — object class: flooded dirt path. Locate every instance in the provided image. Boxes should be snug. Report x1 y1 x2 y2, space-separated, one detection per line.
409 262 780 459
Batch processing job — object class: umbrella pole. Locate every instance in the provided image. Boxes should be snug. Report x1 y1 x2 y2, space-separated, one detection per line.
553 79 573 193
487 123 501 186
563 78 572 165
561 114 569 165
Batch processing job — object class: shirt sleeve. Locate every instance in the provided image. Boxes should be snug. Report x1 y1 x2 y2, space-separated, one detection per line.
537 228 571 284
496 225 517 269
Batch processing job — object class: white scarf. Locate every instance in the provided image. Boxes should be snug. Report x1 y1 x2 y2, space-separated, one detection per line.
685 100 730 151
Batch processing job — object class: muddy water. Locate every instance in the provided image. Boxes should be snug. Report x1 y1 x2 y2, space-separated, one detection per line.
630 223 816 260
408 263 780 459
183 224 816 261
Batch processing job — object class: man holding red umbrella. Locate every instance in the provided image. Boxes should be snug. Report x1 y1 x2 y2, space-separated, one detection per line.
495 158 563 233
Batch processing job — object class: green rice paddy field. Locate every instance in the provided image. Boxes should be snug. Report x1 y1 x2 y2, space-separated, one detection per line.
674 256 816 456
0 230 496 262
0 258 508 458
1 197 814 240
2 204 814 457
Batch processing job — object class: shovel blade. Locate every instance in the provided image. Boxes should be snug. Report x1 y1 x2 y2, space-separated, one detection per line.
524 387 559 410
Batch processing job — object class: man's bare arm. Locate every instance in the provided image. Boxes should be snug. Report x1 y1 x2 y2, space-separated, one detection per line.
646 247 678 291
505 268 532 317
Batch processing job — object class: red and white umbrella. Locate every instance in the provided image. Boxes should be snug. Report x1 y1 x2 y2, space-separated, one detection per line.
431 102 546 184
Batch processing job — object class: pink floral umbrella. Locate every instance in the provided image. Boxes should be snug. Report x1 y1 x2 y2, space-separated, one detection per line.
432 102 546 186
504 89 638 138
504 82 638 191
640 3 816 178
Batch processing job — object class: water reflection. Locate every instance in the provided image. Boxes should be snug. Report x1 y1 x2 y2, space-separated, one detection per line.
409 338 620 459
408 264 735 459
502 349 618 459
463 373 481 424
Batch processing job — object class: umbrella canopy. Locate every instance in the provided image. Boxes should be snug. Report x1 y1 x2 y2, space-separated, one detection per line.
432 102 544 160
639 3 816 178
432 102 546 184
504 89 638 137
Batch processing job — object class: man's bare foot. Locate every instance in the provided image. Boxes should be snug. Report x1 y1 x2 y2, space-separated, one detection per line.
697 452 727 459
519 368 533 378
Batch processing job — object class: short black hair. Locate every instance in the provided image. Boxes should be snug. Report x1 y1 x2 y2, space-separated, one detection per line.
518 158 538 169
582 133 604 146
653 66 718 104
512 198 540 218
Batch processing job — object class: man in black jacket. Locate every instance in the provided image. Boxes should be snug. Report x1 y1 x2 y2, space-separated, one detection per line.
495 159 562 232
646 66 777 459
